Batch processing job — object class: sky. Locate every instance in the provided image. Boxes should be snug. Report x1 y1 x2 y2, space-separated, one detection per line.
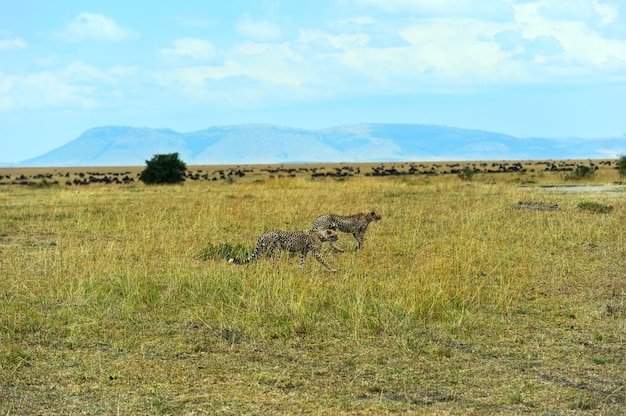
1 0 625 163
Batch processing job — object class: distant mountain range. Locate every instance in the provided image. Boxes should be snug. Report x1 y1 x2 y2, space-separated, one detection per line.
9 124 626 167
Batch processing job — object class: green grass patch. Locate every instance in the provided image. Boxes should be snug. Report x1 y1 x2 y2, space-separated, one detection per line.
577 201 614 213
198 241 250 260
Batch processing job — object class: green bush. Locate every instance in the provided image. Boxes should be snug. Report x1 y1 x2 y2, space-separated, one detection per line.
139 153 187 184
617 155 626 178
577 201 613 214
458 167 475 181
565 165 595 180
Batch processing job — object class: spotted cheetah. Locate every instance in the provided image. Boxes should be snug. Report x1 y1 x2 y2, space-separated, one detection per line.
228 229 338 271
310 211 381 252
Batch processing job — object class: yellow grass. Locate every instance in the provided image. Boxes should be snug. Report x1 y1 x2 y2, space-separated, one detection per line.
1 163 625 414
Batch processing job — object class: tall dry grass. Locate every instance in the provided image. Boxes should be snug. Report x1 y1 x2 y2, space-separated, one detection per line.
1 174 621 339
2 170 625 413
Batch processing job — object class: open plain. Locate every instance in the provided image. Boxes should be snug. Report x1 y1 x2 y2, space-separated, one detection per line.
1 160 625 414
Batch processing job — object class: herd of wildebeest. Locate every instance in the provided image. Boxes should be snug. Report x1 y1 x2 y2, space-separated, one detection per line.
0 159 617 186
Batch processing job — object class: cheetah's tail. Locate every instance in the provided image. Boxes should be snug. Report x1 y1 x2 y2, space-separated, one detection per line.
228 257 251 265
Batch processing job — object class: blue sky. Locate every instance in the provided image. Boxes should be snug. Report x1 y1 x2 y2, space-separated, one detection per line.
1 0 625 163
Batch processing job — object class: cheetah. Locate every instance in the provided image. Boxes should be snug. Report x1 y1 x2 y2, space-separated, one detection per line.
310 211 381 252
228 229 338 272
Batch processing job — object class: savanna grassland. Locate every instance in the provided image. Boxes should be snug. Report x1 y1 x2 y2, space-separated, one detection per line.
1 161 625 414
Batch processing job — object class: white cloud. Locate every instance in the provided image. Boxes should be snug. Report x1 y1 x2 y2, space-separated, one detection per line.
514 2 626 69
319 2 626 88
57 13 137 42
351 0 471 14
348 0 514 19
155 64 253 106
595 2 620 26
154 39 333 106
398 19 513 82
0 71 96 110
232 42 310 86
530 0 620 26
62 61 116 84
6 1 626 115
0 32 27 51
299 29 370 50
156 61 241 88
236 14 284 42
160 38 217 61
157 42 308 89
330 16 376 26
0 62 139 111
0 72 16 109
151 2 626 106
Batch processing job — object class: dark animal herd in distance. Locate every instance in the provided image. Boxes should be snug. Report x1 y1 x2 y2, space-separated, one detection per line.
0 159 615 187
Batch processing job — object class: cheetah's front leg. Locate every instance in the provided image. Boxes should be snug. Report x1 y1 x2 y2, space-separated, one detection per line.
329 240 345 253
312 251 337 272
353 233 365 250
270 247 282 262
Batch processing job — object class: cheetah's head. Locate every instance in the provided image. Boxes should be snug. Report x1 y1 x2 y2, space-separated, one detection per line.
319 229 339 243
367 211 382 222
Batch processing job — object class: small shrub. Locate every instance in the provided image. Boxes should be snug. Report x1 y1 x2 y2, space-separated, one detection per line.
618 155 626 178
565 165 595 180
577 201 613 214
458 167 475 181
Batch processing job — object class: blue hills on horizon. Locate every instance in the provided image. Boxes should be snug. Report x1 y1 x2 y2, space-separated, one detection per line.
7 123 626 167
